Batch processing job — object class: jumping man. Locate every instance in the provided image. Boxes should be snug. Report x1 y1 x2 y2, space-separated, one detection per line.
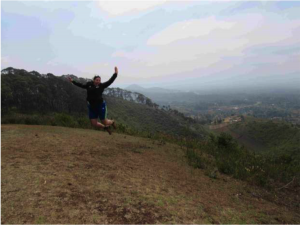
68 67 118 135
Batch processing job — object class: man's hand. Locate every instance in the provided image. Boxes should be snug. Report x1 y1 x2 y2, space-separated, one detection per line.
68 76 73 83
115 67 118 75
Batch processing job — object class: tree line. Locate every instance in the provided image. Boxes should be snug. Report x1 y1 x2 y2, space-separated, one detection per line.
1 67 159 116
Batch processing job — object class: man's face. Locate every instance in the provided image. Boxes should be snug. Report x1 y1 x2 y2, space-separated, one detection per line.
94 77 101 86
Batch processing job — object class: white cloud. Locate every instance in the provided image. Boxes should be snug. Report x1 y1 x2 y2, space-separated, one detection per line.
96 1 166 16
147 16 236 46
111 11 300 79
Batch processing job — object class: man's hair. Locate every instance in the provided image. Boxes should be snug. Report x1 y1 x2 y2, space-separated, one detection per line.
93 75 101 80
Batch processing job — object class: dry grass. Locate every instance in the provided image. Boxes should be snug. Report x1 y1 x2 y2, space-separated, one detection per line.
1 125 300 224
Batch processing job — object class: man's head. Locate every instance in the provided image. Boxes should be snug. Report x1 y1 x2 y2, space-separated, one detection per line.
93 75 101 86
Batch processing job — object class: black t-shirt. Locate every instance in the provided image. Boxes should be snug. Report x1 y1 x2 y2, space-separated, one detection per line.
72 73 117 106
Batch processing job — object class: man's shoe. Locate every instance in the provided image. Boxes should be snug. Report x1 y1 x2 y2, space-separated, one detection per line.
111 121 117 129
104 126 112 135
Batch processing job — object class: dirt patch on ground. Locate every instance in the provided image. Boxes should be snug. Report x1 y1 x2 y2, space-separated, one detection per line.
1 125 300 224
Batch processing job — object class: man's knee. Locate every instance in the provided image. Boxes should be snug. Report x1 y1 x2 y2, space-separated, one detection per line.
101 119 108 125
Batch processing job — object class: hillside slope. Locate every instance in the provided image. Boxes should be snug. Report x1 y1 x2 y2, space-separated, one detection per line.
1 67 206 138
2 125 299 224
212 117 300 156
106 96 206 138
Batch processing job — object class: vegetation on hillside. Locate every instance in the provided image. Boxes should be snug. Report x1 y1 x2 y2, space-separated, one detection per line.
230 118 300 155
182 117 300 192
183 131 300 190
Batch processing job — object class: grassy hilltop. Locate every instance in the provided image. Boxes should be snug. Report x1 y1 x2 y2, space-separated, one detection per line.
2 125 300 224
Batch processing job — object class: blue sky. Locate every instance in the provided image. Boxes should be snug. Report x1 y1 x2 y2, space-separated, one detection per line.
1 1 300 90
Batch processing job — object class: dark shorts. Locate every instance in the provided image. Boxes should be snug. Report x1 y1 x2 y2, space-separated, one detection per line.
87 101 107 120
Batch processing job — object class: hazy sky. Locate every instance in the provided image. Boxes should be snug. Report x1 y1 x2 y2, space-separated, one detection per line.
2 1 300 90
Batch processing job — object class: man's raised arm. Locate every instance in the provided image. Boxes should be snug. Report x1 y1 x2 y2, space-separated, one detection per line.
102 67 118 88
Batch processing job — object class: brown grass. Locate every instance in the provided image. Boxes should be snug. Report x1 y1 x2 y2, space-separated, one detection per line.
1 125 300 224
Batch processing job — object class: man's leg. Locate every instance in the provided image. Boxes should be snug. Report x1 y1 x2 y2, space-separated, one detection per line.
99 101 115 128
90 119 106 128
91 119 112 135
101 119 116 129
101 119 114 126
88 103 111 134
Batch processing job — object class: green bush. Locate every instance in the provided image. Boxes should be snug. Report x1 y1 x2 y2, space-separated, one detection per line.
52 113 77 127
186 148 205 169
